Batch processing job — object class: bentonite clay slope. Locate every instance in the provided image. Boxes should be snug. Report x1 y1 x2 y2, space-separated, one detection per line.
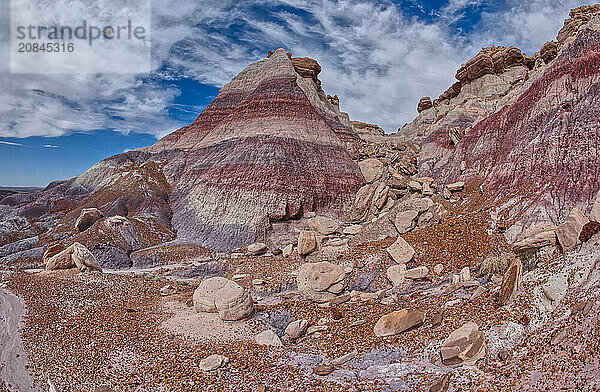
142 48 363 250
0 48 363 260
418 10 600 240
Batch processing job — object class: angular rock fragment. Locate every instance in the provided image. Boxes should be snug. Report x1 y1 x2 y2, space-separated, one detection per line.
404 266 428 280
498 258 523 306
359 158 384 183
374 309 425 337
248 242 268 255
284 319 308 340
394 210 418 234
441 322 486 366
297 230 317 256
386 237 415 264
307 216 341 235
199 354 229 371
46 242 102 273
256 330 283 347
386 264 406 286
555 208 588 252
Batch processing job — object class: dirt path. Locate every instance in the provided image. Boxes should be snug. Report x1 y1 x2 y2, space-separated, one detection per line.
0 287 37 392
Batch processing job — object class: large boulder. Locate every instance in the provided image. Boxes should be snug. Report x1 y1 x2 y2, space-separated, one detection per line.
296 261 346 302
386 237 415 264
555 208 589 252
307 216 340 235
359 158 384 184
441 322 486 366
297 230 317 256
374 309 425 337
75 208 104 232
42 242 65 263
193 277 254 321
45 242 102 272
498 258 523 306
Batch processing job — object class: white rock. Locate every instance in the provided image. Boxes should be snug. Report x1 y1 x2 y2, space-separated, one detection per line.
343 224 363 235
285 319 309 340
386 237 415 264
199 354 229 372
247 242 268 255
404 266 428 280
386 264 407 286
256 330 283 347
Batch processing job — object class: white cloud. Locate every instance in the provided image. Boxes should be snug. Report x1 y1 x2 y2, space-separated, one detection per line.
0 140 23 146
0 0 594 138
43 144 59 148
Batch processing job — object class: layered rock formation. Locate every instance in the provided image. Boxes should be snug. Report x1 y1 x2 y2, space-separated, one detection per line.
0 48 363 262
410 6 600 241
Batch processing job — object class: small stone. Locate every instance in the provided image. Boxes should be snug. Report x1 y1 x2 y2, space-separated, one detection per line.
542 285 557 302
255 330 283 347
160 284 176 296
247 242 268 255
313 364 334 376
459 266 471 282
432 307 445 327
306 325 328 335
297 230 317 256
386 264 406 286
252 279 264 286
231 274 248 280
408 181 422 192
199 354 229 371
498 258 523 306
285 319 309 340
441 322 486 366
332 349 358 366
433 263 444 275
282 244 294 257
429 373 451 392
470 286 487 301
446 182 465 192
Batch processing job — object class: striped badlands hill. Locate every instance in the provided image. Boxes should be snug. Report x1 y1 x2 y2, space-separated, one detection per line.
0 48 364 264
143 48 363 249
416 5 600 241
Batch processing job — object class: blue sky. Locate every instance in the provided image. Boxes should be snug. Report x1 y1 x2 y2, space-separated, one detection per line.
0 0 595 187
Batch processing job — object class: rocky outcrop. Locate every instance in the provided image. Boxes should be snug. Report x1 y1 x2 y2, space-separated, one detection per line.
417 97 433 113
193 277 254 321
540 41 559 64
557 5 600 43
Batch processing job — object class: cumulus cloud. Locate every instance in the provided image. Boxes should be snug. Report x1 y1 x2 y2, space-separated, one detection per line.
0 0 594 138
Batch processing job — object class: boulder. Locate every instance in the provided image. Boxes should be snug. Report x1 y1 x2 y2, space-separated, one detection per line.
386 264 406 286
255 330 283 347
374 309 425 337
248 242 268 255
359 158 384 183
45 242 102 272
75 208 103 232
417 97 433 113
297 230 317 256
193 277 254 321
404 266 428 280
441 322 486 366
285 319 309 340
394 210 418 234
371 182 389 210
590 190 600 222
313 364 334 376
498 258 523 306
307 216 340 235
555 208 589 252
199 354 229 372
296 261 346 302
512 224 557 252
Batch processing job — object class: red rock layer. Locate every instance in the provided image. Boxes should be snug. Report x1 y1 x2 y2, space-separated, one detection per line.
427 27 600 232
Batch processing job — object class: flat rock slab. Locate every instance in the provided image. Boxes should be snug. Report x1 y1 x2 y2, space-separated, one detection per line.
374 309 425 337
